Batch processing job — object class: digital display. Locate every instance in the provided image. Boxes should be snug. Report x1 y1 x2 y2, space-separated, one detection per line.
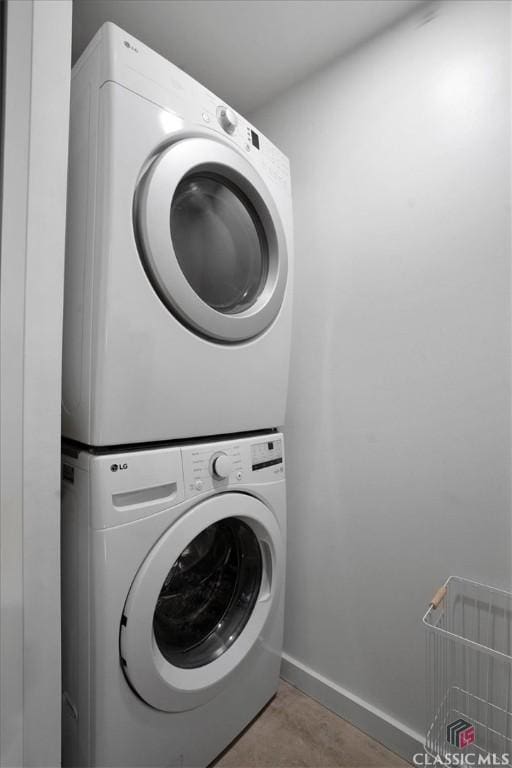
251 439 283 471
251 130 260 150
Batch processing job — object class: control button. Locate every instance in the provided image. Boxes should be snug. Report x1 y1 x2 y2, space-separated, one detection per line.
202 111 210 123
216 105 238 135
194 479 203 491
210 452 233 479
236 470 243 481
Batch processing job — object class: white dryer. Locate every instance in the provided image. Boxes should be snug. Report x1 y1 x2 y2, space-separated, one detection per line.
62 23 293 447
61 432 286 767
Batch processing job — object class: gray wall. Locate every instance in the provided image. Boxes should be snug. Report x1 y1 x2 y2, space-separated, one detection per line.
252 0 511 743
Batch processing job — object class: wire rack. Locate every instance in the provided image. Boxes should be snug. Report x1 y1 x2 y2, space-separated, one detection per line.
423 577 512 761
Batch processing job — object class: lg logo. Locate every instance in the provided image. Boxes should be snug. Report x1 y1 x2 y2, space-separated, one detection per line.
123 40 138 53
110 463 128 472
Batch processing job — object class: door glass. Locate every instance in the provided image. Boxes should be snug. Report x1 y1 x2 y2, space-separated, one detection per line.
153 518 262 669
170 173 269 314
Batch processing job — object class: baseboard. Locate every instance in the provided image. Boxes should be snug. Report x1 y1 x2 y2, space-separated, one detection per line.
280 653 423 763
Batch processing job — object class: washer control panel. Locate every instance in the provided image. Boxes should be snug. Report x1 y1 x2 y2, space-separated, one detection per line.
182 434 285 499
182 442 243 497
210 451 234 479
251 438 283 471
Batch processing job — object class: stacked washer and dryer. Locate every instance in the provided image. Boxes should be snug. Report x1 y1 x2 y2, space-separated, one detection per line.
61 22 293 768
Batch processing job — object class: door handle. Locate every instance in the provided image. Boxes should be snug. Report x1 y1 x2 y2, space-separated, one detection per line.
259 540 273 602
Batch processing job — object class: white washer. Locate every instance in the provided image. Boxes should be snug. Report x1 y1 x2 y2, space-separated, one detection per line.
62 22 294 447
61 432 286 767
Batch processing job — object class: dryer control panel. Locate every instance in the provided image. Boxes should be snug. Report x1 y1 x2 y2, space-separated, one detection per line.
181 433 285 499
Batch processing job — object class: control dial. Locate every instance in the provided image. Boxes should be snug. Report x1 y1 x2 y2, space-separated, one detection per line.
210 451 233 479
216 105 238 135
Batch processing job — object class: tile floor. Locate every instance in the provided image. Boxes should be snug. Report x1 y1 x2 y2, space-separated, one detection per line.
214 681 409 768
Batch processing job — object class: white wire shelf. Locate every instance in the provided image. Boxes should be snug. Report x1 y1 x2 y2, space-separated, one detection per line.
423 576 512 761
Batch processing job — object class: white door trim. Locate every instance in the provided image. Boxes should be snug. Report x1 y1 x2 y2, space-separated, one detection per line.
0 2 71 765
136 136 288 342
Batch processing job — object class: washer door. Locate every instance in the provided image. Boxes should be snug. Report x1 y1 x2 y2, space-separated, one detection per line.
135 138 288 343
120 493 282 712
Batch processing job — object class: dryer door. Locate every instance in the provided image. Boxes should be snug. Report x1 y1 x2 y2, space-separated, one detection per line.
135 137 288 343
120 493 283 712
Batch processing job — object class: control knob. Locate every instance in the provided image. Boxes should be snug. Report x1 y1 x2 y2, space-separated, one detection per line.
217 105 238 135
210 452 233 479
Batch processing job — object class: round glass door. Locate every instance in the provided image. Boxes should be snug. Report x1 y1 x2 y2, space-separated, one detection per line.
153 518 262 669
135 137 288 343
170 174 269 315
119 492 283 712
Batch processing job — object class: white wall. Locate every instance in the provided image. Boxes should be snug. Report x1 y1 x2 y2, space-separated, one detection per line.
0 2 71 765
252 0 511 753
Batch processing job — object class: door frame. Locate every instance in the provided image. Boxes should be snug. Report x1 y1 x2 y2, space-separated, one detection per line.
0 2 72 765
